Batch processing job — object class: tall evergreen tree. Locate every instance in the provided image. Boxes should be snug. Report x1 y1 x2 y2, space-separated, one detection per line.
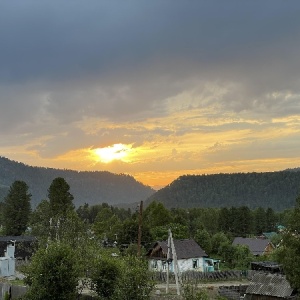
237 206 253 236
253 207 267 235
48 177 74 217
265 207 277 232
3 180 31 235
218 207 231 232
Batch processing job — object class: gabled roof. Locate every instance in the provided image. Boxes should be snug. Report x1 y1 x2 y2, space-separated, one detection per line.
147 239 208 260
232 237 274 256
262 232 278 240
246 273 294 298
0 236 37 243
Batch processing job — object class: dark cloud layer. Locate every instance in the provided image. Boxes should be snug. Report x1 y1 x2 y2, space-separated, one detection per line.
1 1 300 167
1 1 300 83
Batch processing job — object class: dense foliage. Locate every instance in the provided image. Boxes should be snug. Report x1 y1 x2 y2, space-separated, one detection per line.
90 255 121 299
23 242 80 300
147 172 300 210
90 255 154 300
275 195 300 290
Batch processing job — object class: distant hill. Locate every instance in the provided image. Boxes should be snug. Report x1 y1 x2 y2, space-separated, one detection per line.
0 156 155 208
146 171 300 211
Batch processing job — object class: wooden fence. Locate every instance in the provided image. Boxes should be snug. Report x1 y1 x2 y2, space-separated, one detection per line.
151 269 252 283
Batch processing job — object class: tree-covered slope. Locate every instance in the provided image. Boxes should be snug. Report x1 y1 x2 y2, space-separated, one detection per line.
0 156 154 207
0 184 9 202
146 171 300 211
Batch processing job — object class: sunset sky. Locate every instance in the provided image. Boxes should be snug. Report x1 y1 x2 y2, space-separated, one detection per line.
1 1 300 189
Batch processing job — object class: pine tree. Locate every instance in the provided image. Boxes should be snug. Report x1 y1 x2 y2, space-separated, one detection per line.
3 180 31 235
48 177 74 217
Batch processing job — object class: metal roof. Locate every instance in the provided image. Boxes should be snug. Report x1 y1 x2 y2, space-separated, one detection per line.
233 237 273 256
246 272 293 298
0 236 37 242
148 239 208 260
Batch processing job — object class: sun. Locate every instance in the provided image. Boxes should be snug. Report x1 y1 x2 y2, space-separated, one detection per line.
93 143 132 163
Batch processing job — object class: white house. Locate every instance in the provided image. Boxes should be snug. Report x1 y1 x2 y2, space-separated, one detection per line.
0 242 15 277
146 239 216 273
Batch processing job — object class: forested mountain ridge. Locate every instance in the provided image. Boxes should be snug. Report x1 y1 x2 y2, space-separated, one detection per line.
146 171 300 211
0 156 155 208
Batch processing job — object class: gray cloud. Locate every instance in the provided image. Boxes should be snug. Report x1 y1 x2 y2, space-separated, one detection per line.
1 0 300 160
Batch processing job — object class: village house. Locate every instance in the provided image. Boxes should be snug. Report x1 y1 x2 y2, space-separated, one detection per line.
233 237 275 256
146 239 218 273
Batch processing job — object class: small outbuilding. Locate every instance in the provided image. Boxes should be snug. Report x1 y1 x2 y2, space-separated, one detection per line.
146 239 216 273
250 261 283 274
0 236 37 261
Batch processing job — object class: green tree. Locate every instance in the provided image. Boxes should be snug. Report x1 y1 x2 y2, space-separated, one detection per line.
143 201 173 228
233 244 253 269
183 284 209 300
210 232 230 255
197 208 219 234
253 207 266 235
218 242 236 269
265 207 277 232
170 208 189 227
194 229 212 254
114 256 154 300
275 195 300 289
118 217 152 248
234 206 253 236
23 242 80 300
187 208 219 235
3 180 31 235
48 177 74 217
150 223 189 241
93 207 122 242
218 207 231 232
53 210 89 247
29 200 51 244
90 255 121 299
76 203 90 223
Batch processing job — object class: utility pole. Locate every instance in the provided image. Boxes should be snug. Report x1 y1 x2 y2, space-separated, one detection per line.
137 200 143 257
168 229 180 295
166 230 171 294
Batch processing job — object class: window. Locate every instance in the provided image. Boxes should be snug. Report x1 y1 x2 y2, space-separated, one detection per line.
162 261 167 270
192 259 198 269
151 260 158 269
